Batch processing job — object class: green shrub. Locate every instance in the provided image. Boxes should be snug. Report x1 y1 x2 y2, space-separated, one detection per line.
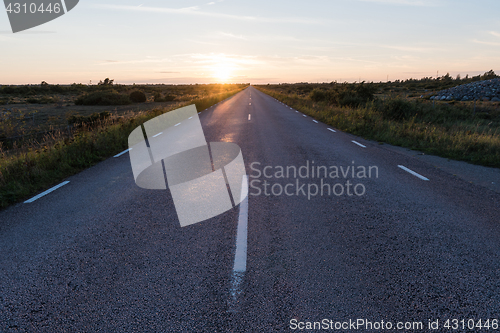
75 90 131 106
129 90 147 103
309 89 328 102
309 82 376 107
376 98 417 121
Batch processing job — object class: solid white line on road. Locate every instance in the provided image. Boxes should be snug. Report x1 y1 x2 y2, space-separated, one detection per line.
233 175 248 272
114 148 131 158
229 175 249 312
175 123 181 126
25 181 70 203
313 120 319 123
152 132 163 138
398 165 430 181
352 140 366 148
248 114 251 121
327 128 336 133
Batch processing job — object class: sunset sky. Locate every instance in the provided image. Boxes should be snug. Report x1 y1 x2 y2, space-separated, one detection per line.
1 0 499 85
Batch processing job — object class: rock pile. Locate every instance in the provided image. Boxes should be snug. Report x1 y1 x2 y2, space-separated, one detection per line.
428 78 500 102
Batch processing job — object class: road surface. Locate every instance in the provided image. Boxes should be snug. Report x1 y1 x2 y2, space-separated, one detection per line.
1 86 500 332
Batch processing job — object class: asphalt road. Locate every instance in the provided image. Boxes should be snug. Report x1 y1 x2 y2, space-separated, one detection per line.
1 86 500 332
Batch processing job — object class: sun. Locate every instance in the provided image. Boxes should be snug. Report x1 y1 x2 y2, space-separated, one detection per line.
212 63 232 82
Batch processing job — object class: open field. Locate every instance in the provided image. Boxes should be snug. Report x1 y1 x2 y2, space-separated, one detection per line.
0 82 247 149
0 83 248 209
256 75 500 168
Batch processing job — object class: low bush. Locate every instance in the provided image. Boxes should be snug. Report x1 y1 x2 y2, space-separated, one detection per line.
376 98 417 121
309 82 376 108
75 90 131 106
154 92 176 102
129 90 147 103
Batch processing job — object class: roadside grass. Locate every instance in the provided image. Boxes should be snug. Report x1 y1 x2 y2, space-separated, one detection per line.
0 86 247 209
256 87 500 168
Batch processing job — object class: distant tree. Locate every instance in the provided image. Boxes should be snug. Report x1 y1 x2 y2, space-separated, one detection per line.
441 73 452 82
481 70 498 80
98 78 114 86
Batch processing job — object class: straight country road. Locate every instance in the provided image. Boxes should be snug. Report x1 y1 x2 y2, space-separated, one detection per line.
1 86 500 332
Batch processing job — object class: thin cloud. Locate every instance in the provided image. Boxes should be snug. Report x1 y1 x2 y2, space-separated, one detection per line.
219 32 247 40
357 0 437 6
380 44 439 52
93 4 324 24
490 31 500 38
97 58 173 65
472 39 500 46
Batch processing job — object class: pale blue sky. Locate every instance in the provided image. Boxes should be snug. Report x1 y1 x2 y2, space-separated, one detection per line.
1 0 499 84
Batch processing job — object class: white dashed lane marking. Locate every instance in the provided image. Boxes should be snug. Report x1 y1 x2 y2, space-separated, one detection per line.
114 148 131 158
398 165 430 181
352 140 366 148
24 181 70 203
328 128 336 133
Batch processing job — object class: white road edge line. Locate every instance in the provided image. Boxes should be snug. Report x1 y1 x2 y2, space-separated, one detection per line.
327 128 336 133
352 140 366 148
152 132 163 138
25 181 70 203
313 120 319 123
398 165 430 181
114 148 131 158
229 175 249 312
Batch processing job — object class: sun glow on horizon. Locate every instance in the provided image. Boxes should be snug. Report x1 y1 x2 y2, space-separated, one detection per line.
212 64 232 82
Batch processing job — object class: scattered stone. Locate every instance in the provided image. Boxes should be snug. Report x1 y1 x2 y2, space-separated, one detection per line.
425 78 500 102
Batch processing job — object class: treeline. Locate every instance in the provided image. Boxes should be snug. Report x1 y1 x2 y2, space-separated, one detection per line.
0 79 248 97
0 79 249 106
268 70 499 99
